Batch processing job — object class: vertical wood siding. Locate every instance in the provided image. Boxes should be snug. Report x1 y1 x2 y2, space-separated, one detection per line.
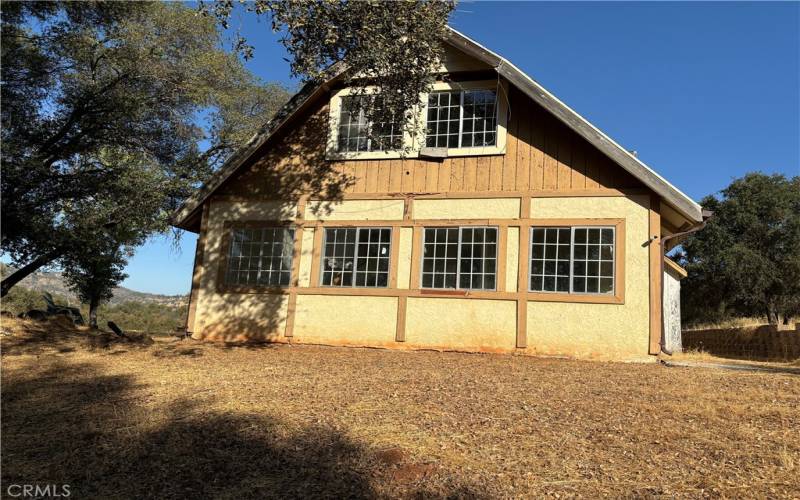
218 86 643 198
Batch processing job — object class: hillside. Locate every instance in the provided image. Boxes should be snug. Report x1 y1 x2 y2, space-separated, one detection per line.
2 264 187 307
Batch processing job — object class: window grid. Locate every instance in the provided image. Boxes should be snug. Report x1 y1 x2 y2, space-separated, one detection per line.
529 226 615 295
425 89 497 149
226 227 294 287
321 227 391 288
422 226 497 291
337 96 401 153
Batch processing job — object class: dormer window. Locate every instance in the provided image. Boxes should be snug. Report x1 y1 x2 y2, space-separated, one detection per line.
425 89 498 149
336 96 402 153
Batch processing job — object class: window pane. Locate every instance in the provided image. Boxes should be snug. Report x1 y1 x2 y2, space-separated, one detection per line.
529 227 569 292
336 95 401 153
226 227 295 287
422 226 497 290
322 227 391 287
571 227 615 295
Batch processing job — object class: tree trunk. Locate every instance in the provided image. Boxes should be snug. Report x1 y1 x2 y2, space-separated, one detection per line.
0 248 63 297
88 295 99 329
766 304 779 325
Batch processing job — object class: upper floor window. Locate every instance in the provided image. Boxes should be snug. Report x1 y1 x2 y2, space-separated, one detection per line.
226 227 295 287
425 89 497 149
336 96 401 153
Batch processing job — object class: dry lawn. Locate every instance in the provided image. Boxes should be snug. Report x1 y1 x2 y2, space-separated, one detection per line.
2 318 799 498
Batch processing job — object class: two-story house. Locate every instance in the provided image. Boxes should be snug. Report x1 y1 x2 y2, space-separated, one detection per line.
171 28 707 361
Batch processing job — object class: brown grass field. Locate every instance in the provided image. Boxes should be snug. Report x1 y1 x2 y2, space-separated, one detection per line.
2 318 799 498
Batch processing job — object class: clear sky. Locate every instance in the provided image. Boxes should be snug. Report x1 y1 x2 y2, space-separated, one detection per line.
121 1 800 295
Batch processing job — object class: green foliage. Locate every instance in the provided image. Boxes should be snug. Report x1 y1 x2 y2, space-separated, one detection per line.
61 241 129 327
678 173 800 325
1 1 290 293
199 0 454 150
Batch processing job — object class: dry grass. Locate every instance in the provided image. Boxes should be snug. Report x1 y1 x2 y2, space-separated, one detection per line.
2 318 799 498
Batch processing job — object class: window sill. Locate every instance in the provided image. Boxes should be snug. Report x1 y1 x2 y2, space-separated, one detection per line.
525 291 624 305
325 146 506 162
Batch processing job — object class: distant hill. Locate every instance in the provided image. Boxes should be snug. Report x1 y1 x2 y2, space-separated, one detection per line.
2 264 187 307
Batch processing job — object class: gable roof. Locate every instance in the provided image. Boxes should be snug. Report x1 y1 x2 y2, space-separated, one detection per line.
172 27 703 231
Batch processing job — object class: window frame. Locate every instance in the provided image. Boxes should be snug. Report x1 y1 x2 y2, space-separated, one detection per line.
326 80 508 160
218 221 297 293
424 88 499 150
529 226 616 296
525 219 626 305
319 226 393 289
420 225 499 292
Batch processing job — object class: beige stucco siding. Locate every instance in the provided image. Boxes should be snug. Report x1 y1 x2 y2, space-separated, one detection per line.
405 297 517 351
506 227 519 292
293 295 398 346
305 199 404 221
297 227 315 287
192 200 298 341
397 227 413 289
413 198 520 220
526 195 651 360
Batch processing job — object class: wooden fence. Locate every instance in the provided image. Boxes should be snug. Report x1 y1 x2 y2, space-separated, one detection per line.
682 325 800 362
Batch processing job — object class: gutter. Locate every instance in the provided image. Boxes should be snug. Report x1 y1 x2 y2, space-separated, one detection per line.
658 209 713 355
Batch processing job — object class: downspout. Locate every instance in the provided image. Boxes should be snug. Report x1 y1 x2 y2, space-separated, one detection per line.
658 210 713 355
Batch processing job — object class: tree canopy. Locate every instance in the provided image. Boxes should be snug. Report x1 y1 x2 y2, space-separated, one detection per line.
0 1 290 295
200 0 455 150
678 173 800 325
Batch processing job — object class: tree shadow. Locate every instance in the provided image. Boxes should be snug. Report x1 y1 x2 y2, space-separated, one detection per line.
1 359 488 499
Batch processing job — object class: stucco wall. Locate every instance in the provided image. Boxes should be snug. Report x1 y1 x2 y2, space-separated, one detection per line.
305 199 404 221
192 200 297 341
191 195 653 360
525 195 651 360
413 198 520 220
293 295 398 346
663 268 682 353
405 297 517 352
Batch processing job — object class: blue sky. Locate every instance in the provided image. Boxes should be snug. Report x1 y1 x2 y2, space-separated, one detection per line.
122 1 800 295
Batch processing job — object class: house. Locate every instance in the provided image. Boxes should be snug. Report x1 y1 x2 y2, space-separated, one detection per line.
171 28 707 361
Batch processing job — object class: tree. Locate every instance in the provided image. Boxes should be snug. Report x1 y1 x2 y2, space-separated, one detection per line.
678 173 800 325
199 0 455 149
61 242 129 329
0 1 290 296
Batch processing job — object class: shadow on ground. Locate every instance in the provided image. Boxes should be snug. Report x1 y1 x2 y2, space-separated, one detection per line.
1 360 486 499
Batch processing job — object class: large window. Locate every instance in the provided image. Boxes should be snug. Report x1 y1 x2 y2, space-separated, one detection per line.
530 227 615 295
321 227 392 287
225 227 295 287
336 96 401 153
425 89 497 149
422 227 497 290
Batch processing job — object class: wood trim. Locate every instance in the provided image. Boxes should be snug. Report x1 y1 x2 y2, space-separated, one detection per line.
284 197 307 338
211 188 649 203
395 296 407 342
516 220 530 348
664 256 687 279
186 202 210 333
389 226 401 288
648 196 662 354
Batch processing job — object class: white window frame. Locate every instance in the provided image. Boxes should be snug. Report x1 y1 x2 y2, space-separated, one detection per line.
420 225 498 291
326 80 508 160
528 226 616 296
319 226 393 288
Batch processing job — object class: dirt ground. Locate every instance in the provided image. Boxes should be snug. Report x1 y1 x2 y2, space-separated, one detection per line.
2 319 799 498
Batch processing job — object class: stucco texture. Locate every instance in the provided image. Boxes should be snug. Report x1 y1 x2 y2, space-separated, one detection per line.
305 199 404 221
413 198 520 220
293 295 398 347
525 195 651 360
405 297 517 352
192 200 297 341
